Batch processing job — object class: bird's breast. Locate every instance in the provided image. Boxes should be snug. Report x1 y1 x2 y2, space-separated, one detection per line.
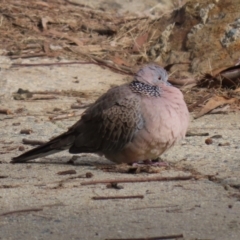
140 89 189 149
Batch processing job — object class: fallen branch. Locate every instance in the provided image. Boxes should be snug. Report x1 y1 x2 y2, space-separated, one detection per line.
92 195 144 200
81 175 192 185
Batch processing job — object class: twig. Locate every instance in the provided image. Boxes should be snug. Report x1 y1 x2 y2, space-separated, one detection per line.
31 94 58 100
88 54 133 75
105 234 184 240
81 175 192 185
71 103 92 109
30 90 62 95
92 195 144 200
210 105 229 114
131 204 179 211
43 29 84 47
10 53 47 59
0 109 12 115
0 208 43 216
168 78 196 86
188 93 213 112
115 16 150 25
11 60 133 76
49 112 82 121
22 138 46 146
12 61 95 68
65 0 91 8
57 170 77 175
186 132 209 137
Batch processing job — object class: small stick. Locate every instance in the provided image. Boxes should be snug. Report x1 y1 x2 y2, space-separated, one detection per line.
92 195 144 200
28 90 62 95
188 93 213 112
20 129 33 135
0 109 12 115
49 112 82 121
131 204 179 211
57 170 77 175
12 61 96 68
81 175 192 185
186 132 209 137
168 78 196 86
10 53 47 59
12 60 133 76
31 95 57 100
0 208 43 216
71 103 92 109
105 234 184 240
22 138 46 146
210 105 229 114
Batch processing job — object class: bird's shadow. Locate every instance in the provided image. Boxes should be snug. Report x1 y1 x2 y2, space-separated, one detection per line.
12 155 114 167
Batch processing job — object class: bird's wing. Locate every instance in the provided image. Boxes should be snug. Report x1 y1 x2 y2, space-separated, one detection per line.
69 85 144 153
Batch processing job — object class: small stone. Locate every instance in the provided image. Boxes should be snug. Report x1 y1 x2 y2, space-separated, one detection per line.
205 138 213 145
86 172 93 178
218 142 230 146
20 129 33 134
18 146 25 151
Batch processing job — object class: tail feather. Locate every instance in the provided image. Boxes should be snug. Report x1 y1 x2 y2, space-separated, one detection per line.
11 134 75 163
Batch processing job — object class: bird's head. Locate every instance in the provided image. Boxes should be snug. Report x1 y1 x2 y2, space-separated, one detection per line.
135 64 170 87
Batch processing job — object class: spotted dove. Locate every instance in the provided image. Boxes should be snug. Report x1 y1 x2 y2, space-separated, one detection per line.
11 64 189 164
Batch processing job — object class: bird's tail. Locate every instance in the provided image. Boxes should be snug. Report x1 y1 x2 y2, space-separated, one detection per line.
11 134 75 163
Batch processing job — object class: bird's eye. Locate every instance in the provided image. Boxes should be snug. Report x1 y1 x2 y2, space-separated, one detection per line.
158 76 162 80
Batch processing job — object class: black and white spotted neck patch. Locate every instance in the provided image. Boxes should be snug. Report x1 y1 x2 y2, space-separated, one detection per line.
129 80 161 97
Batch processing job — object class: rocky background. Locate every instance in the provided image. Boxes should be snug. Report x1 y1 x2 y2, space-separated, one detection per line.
1 1 240 240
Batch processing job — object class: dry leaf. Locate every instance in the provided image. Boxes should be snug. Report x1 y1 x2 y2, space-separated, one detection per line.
212 65 240 80
44 30 84 47
234 88 240 93
36 1 50 7
132 33 149 53
110 56 131 67
200 65 240 88
43 41 50 54
168 77 196 86
195 96 236 119
41 16 53 31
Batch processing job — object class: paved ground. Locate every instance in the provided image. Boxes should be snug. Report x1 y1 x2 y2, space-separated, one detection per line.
0 55 240 240
0 1 240 240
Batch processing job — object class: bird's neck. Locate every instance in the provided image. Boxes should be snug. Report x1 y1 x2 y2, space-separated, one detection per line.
129 80 161 97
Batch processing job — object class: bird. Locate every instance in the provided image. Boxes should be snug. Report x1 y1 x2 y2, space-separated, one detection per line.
11 63 189 164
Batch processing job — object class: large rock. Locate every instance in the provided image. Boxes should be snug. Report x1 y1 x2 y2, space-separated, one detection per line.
151 0 240 76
